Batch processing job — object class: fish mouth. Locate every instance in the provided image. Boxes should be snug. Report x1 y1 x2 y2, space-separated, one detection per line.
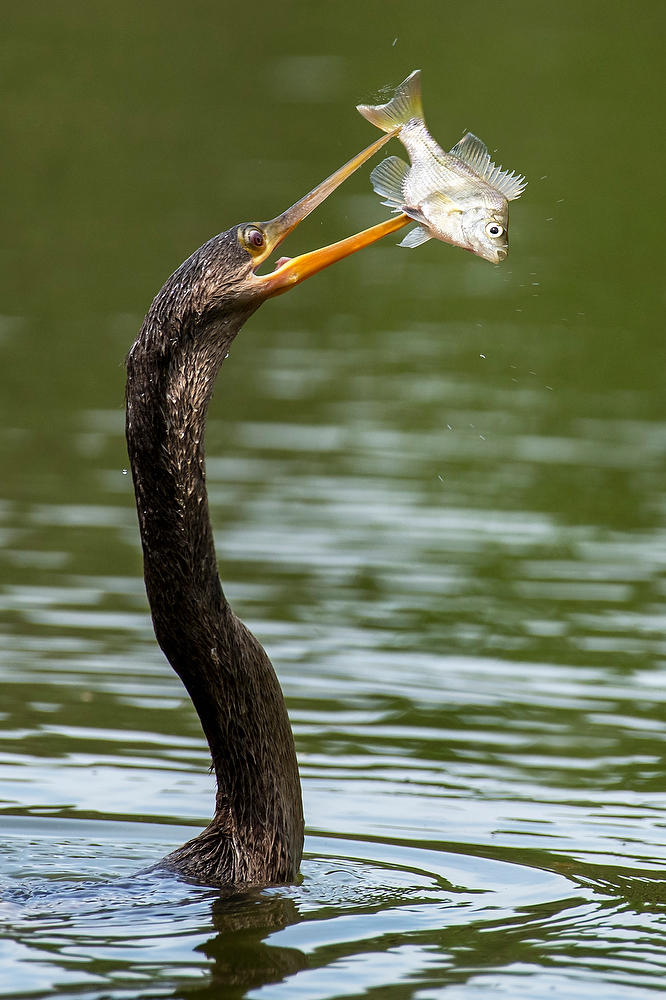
476 246 508 264
248 131 409 298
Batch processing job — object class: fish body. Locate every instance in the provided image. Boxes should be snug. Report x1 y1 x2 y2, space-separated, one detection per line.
357 70 526 263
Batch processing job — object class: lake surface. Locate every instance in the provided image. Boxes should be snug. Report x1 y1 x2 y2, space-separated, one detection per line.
2 2 666 997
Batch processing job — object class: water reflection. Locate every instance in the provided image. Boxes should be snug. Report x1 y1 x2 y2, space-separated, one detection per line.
2 309 666 993
191 894 306 996
7 822 666 998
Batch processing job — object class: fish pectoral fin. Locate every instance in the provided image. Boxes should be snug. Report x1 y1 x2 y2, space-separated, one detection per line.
421 191 461 214
399 192 460 247
369 156 410 207
399 225 432 248
449 131 527 201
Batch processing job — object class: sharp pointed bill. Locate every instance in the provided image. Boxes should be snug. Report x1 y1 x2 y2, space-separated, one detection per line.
248 131 410 298
358 70 527 264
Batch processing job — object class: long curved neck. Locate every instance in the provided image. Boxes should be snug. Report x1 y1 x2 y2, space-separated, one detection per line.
126 299 303 886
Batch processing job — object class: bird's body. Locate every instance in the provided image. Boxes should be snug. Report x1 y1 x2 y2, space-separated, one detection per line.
126 232 304 885
125 139 409 887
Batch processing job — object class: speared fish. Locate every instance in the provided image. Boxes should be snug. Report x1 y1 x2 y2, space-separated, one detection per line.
357 70 526 263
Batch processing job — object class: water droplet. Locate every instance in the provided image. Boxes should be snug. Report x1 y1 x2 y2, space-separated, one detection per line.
122 468 128 476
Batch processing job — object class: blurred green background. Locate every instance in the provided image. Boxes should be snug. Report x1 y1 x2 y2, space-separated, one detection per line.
3 0 664 497
3 0 663 316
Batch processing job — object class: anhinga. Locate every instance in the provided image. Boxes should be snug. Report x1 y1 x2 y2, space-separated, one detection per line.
125 132 409 887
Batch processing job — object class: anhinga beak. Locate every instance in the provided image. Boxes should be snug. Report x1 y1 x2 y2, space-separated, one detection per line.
249 131 410 299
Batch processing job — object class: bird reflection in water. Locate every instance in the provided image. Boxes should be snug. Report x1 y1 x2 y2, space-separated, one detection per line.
187 892 306 994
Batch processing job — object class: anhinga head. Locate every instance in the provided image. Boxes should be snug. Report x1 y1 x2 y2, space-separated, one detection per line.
165 131 408 324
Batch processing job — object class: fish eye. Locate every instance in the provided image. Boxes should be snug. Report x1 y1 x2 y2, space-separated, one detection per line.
242 226 266 251
485 222 504 239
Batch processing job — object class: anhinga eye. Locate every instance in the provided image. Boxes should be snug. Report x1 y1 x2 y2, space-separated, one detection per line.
244 227 265 250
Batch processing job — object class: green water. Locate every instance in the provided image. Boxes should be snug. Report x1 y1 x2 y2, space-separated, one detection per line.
2 1 666 997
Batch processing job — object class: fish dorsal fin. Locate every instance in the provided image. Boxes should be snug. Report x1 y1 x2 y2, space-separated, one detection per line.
357 69 424 134
449 132 492 174
449 131 527 201
369 155 409 208
399 225 432 249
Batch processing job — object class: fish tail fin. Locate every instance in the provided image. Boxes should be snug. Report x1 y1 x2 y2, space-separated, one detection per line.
357 69 424 133
369 156 410 208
